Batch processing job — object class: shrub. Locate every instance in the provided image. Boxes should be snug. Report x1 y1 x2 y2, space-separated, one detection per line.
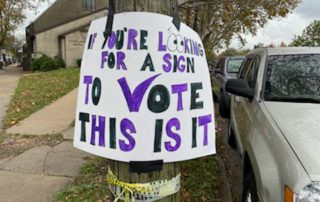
31 55 65 72
54 56 66 68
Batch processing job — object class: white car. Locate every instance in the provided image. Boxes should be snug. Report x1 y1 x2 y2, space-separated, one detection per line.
226 47 320 202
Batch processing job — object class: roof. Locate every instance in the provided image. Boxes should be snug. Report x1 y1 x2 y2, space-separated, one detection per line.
251 47 320 56
29 0 108 34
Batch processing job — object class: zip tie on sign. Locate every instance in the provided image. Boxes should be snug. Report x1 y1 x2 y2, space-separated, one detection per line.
107 167 181 202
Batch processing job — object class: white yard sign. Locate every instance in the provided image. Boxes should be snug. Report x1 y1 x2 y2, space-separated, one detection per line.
74 12 215 163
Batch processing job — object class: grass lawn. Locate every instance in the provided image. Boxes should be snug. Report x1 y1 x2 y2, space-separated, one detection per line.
54 158 111 202
181 156 223 201
54 156 223 202
3 68 80 128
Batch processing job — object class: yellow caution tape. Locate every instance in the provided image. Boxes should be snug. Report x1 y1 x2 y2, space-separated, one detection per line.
107 167 181 202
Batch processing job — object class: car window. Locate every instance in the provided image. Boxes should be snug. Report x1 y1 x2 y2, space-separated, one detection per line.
239 57 258 89
265 54 320 102
239 59 253 79
227 58 244 73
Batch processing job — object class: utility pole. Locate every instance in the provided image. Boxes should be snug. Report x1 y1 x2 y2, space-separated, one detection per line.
109 0 180 201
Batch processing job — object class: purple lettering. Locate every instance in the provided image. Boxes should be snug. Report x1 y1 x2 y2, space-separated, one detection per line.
165 118 181 152
83 76 93 104
118 74 160 112
158 32 166 51
119 118 136 152
184 37 190 54
101 51 108 69
127 29 138 50
117 51 127 70
198 114 212 146
193 41 200 56
162 53 172 72
177 56 186 72
108 31 116 49
172 84 188 111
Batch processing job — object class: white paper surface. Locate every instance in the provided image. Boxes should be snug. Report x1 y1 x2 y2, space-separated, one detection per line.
74 12 215 163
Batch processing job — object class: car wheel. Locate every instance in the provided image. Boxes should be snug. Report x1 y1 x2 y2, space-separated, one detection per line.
242 172 259 202
227 120 236 149
219 91 230 118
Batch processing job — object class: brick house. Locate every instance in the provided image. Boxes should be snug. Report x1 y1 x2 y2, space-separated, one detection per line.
24 0 108 69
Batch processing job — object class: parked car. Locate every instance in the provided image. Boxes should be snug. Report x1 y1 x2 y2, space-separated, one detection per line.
226 47 320 202
0 57 4 69
212 56 245 118
208 60 218 75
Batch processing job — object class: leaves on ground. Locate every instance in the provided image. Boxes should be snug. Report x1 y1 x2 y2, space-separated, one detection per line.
3 68 80 128
181 156 223 202
0 133 63 160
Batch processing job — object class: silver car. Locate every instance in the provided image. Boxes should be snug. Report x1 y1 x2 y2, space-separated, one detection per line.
212 56 244 118
226 47 320 202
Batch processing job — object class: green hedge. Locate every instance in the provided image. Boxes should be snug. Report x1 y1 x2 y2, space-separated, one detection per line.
31 55 66 72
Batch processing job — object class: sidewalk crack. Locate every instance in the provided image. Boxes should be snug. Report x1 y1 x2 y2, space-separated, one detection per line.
42 150 50 175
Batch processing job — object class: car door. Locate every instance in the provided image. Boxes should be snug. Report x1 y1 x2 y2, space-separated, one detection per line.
233 55 260 154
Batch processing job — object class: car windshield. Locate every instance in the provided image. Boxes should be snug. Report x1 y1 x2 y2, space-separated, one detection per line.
265 54 320 103
227 58 244 73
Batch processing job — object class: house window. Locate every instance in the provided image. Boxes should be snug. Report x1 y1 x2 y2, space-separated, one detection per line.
82 0 96 11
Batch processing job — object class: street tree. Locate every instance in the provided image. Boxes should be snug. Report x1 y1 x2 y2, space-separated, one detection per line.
0 0 48 48
218 48 250 58
291 20 320 47
179 0 300 53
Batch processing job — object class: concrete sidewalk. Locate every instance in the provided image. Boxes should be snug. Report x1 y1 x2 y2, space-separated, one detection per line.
0 171 70 202
6 88 78 135
1 81 93 201
0 128 92 202
0 65 22 130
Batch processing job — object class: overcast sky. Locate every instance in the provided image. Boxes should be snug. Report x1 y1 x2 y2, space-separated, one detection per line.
21 0 320 49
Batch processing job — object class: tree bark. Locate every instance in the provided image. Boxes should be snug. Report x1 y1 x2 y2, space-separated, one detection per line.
115 0 177 15
109 0 181 201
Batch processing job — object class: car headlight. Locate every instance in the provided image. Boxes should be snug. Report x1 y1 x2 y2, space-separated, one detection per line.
285 183 320 202
295 182 320 201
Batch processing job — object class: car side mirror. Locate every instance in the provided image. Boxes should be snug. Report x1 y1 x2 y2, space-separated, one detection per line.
226 79 254 100
215 68 223 74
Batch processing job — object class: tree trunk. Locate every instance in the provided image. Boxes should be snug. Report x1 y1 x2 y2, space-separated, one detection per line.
115 0 176 15
109 0 181 201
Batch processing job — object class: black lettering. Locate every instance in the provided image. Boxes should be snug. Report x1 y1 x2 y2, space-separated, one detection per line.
192 117 197 148
87 34 93 49
116 30 124 50
110 118 116 149
190 83 203 110
187 57 195 73
147 85 170 113
141 53 155 72
173 55 178 72
140 30 148 50
154 119 163 152
79 112 89 142
108 52 115 69
92 77 102 105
